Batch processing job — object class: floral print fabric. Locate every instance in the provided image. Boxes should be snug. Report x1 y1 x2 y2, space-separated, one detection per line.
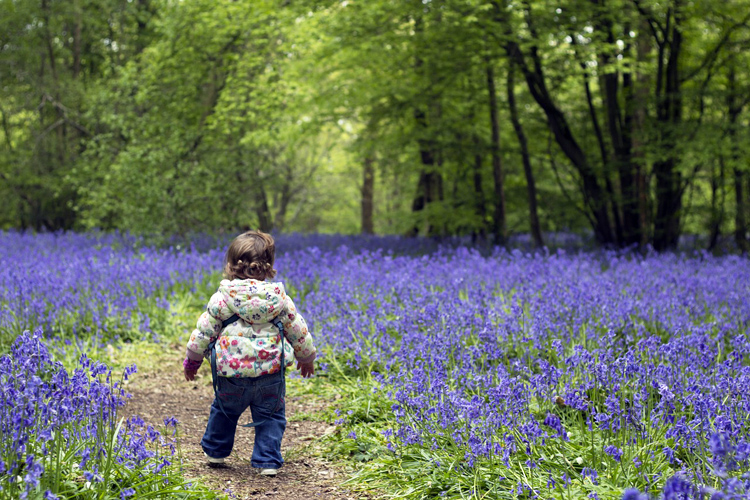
186 279 316 378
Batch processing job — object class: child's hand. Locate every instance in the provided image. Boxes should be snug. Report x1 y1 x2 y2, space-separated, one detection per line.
297 361 314 378
183 358 202 381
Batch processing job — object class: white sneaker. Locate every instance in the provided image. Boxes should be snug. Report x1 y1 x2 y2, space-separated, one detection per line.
259 468 278 476
204 453 225 467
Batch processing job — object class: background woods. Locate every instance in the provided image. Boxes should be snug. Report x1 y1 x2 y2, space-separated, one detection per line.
1 0 749 249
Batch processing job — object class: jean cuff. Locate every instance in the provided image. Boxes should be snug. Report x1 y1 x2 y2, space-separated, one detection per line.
252 462 281 469
202 450 229 460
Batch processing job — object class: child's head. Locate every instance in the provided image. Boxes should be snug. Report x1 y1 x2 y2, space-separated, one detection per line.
224 230 277 281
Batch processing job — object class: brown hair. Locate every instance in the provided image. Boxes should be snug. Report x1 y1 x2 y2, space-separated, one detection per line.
223 230 277 281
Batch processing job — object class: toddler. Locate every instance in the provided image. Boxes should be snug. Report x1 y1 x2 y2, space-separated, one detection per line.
183 230 316 476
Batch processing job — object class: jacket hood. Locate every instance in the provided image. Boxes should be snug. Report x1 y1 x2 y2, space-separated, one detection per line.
218 279 286 324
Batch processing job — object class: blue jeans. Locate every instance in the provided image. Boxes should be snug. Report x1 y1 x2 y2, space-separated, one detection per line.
200 372 286 469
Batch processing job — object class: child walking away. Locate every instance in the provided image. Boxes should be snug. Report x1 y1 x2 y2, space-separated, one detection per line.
182 231 316 476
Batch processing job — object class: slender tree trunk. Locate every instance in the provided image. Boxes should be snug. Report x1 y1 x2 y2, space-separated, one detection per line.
617 69 641 247
633 22 652 248
361 157 375 234
604 176 623 246
737 171 748 252
728 64 748 252
41 0 66 170
410 14 443 237
496 0 614 244
250 171 273 232
590 2 640 246
256 190 273 233
507 61 543 248
708 157 726 251
512 42 613 244
472 136 488 242
410 142 438 236
274 175 292 233
573 28 624 246
41 0 58 83
581 65 624 246
652 6 683 251
486 62 506 245
73 0 82 78
411 103 444 236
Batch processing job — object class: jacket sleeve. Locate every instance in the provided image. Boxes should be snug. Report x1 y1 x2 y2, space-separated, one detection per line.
185 291 226 361
280 294 316 363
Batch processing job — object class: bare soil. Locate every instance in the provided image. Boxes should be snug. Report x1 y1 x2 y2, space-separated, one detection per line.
123 365 368 500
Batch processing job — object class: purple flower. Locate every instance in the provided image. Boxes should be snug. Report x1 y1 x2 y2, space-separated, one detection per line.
4 233 750 499
663 475 697 500
622 488 649 500
582 467 599 484
605 445 623 462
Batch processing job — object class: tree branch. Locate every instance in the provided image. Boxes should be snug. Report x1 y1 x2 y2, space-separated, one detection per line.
38 93 93 136
548 133 595 227
631 0 666 46
681 11 750 83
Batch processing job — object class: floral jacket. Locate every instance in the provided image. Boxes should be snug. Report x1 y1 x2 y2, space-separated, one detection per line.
185 279 316 378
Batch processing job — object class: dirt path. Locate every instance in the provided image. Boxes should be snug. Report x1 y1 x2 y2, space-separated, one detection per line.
123 366 365 500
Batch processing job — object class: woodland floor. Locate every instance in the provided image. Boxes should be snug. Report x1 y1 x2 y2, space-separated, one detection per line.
122 342 369 500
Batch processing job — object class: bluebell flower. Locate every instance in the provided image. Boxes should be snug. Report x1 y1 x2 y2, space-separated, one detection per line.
604 445 623 462
622 488 648 500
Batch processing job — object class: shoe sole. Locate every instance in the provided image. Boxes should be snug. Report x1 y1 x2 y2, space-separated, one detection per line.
204 453 226 468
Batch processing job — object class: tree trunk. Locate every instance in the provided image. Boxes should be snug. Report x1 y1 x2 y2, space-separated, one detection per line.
256 190 273 233
410 14 444 237
411 103 444 236
507 61 543 248
590 2 641 247
251 172 273 232
41 0 58 82
708 157 726 251
73 0 82 78
632 20 652 248
572 27 624 246
652 6 683 251
486 63 506 246
728 64 748 252
274 174 292 233
411 147 434 236
736 170 748 253
511 43 613 244
615 66 641 247
361 157 375 234
472 136 488 242
496 0 614 244
41 0 66 170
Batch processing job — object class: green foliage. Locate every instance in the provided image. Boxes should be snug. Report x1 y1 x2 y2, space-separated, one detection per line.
1 0 749 246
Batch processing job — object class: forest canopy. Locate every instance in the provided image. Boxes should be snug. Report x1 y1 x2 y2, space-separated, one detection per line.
1 0 749 250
